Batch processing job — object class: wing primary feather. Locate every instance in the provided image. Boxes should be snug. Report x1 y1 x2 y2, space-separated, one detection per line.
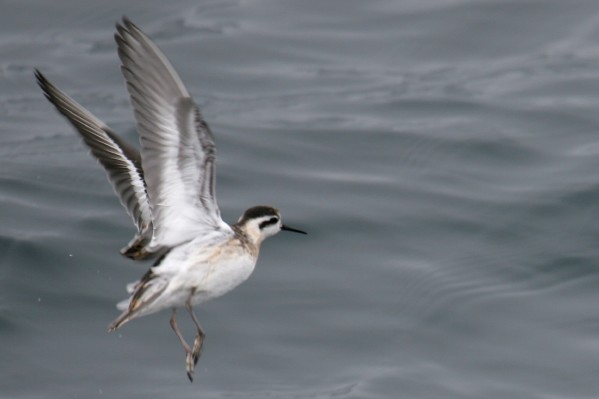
114 17 231 248
34 69 155 258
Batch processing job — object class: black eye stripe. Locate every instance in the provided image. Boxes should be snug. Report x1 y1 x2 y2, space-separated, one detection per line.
259 217 279 229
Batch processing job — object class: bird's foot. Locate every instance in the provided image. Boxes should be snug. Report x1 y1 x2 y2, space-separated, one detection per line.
186 351 195 382
192 333 204 366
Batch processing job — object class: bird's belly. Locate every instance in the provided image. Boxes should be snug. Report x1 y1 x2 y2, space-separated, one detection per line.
189 255 256 305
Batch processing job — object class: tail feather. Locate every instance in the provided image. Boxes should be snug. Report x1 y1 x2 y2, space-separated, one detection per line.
107 268 169 332
108 309 132 332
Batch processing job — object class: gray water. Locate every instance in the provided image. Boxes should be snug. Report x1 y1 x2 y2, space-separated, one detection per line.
3 1 599 397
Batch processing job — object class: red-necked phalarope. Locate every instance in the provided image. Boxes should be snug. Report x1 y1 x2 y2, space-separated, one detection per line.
35 17 306 381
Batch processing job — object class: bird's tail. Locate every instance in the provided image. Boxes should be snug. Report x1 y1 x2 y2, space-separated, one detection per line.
107 268 169 332
108 309 133 332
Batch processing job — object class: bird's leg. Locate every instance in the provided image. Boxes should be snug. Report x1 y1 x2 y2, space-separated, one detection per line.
170 308 197 381
185 296 205 366
169 308 191 354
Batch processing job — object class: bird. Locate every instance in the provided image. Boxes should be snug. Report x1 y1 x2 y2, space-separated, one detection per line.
34 17 306 381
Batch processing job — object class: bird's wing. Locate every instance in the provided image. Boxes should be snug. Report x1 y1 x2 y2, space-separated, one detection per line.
114 17 230 249
35 69 154 257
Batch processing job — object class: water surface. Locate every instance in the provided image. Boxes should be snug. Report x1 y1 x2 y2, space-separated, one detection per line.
3 1 599 398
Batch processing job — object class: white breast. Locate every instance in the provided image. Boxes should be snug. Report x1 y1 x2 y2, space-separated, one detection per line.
191 251 257 304
155 237 258 308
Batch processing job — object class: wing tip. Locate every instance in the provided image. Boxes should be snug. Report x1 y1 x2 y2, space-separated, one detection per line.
116 15 133 31
34 68 49 91
114 16 133 46
115 15 143 42
34 69 62 107
33 67 43 81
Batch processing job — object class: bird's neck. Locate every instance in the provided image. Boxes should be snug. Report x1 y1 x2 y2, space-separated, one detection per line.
232 224 261 256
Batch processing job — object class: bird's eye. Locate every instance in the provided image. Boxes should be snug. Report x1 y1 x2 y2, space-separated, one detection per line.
259 217 279 229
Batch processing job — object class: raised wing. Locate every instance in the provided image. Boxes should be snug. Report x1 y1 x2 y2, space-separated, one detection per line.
115 17 230 248
35 69 154 258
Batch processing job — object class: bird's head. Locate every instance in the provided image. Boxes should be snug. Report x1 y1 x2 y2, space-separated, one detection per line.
236 205 306 244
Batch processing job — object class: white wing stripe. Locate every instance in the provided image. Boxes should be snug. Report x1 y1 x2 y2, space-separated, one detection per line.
35 70 153 235
115 18 231 248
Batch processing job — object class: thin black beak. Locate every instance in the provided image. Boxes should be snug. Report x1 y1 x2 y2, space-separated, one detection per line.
281 224 307 235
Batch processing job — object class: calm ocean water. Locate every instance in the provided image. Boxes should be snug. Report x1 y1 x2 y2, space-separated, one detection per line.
3 0 599 397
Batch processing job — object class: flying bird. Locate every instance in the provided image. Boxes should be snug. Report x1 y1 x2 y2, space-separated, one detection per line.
35 17 306 381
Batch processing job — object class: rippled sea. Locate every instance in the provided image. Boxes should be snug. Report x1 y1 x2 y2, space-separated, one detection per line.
3 1 599 398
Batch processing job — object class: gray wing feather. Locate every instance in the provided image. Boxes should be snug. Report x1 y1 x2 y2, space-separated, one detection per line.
114 17 229 248
35 69 154 257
